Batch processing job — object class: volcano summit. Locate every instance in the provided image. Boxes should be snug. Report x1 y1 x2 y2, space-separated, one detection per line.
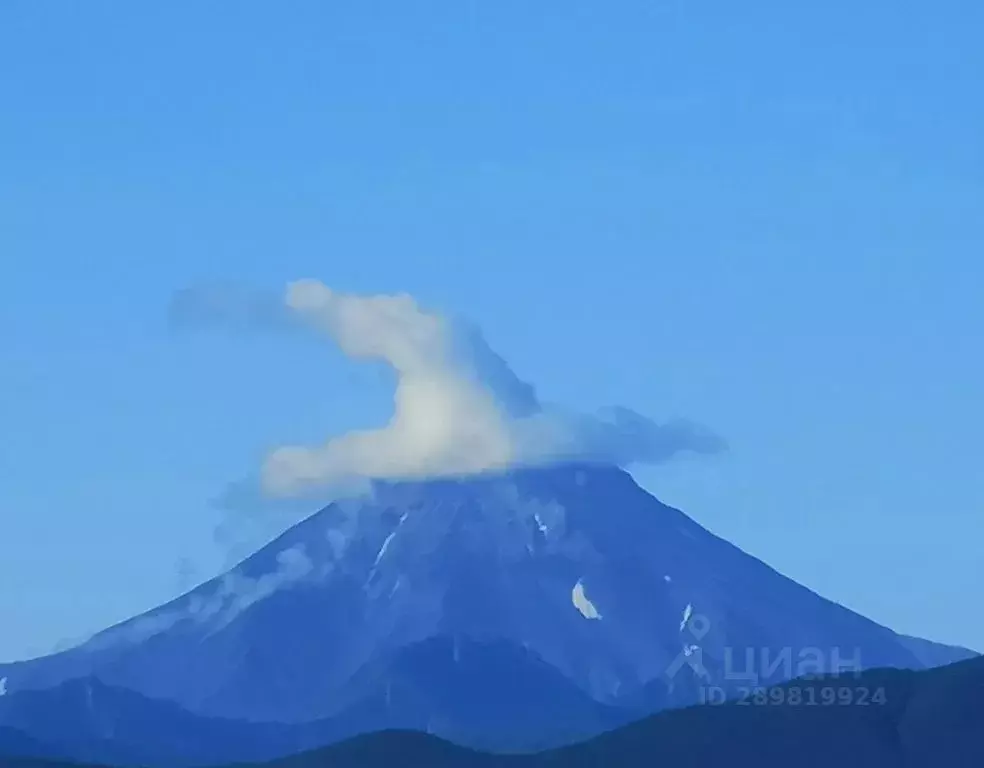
0 463 971 756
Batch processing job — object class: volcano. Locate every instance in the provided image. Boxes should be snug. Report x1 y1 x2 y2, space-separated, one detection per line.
0 463 974 756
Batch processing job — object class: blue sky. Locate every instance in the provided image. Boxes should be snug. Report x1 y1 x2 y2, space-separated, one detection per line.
1 1 982 661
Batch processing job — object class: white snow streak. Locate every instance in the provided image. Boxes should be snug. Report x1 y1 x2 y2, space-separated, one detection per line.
680 603 693 632
374 531 397 567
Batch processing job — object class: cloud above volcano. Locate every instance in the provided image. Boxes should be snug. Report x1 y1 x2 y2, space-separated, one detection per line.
246 280 725 497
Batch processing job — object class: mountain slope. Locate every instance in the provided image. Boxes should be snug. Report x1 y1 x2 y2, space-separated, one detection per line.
0 727 57 764
0 677 314 767
0 464 973 757
7 657 979 768
227 655 984 768
0 657 616 768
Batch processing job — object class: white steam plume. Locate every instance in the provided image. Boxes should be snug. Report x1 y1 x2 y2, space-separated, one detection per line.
262 281 517 495
255 280 724 497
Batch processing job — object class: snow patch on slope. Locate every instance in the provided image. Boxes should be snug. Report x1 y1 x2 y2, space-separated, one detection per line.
572 580 602 620
374 532 397 567
680 603 693 632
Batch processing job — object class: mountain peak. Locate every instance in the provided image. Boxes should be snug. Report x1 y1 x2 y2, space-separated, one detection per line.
0 464 971 751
